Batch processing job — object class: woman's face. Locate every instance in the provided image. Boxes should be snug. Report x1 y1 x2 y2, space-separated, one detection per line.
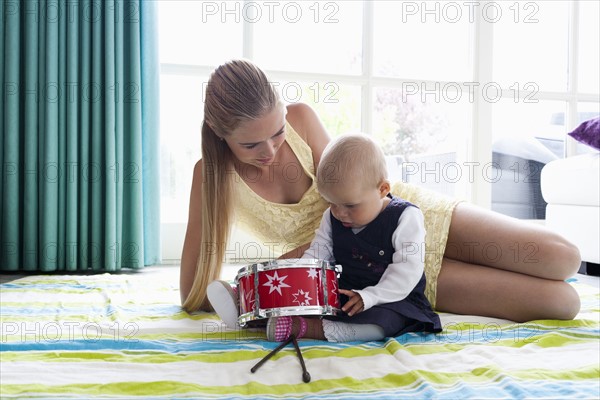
224 105 287 168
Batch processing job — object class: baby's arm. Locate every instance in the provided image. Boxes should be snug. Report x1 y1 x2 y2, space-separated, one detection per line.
354 207 426 311
301 209 335 262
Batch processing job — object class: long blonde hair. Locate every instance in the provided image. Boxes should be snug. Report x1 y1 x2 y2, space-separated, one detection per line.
183 59 281 312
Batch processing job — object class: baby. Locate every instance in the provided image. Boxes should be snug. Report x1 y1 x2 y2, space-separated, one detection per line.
209 134 441 342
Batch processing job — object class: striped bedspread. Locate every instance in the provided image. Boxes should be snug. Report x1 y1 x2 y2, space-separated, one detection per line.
1 268 598 399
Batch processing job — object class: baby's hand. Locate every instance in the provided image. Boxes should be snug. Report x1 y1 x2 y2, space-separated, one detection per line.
339 289 364 317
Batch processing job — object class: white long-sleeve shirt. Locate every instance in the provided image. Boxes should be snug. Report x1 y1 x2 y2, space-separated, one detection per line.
302 207 426 311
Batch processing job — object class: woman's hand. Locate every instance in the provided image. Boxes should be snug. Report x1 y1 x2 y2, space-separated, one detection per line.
339 289 364 316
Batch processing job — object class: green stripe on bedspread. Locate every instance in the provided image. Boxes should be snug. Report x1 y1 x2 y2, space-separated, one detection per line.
1 272 599 399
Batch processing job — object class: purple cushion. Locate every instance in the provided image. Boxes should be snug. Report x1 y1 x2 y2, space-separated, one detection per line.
568 117 600 150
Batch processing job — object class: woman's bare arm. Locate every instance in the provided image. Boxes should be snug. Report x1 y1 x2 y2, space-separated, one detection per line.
278 242 311 259
179 160 204 304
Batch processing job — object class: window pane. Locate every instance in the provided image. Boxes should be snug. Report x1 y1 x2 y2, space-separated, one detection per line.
578 102 600 121
160 74 206 223
493 100 566 145
373 87 471 197
158 1 242 65
493 1 569 92
272 78 361 134
253 1 363 75
373 1 471 81
294 83 362 137
578 1 600 94
491 100 566 219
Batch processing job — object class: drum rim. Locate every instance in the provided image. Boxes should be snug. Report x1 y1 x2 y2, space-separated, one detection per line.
235 259 340 280
238 305 340 326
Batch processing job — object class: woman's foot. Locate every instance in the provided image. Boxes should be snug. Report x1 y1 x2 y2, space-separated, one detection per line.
206 280 240 329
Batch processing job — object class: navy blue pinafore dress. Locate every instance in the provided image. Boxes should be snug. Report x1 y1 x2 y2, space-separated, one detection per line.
330 196 442 337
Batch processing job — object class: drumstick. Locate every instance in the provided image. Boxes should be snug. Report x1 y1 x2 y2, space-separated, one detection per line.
250 336 293 373
291 335 311 383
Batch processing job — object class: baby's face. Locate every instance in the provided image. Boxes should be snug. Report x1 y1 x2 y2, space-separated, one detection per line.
322 182 389 229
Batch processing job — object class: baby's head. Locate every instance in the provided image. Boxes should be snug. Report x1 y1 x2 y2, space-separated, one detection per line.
317 134 391 229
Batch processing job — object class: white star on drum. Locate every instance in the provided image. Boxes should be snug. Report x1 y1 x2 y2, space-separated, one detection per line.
262 271 291 295
244 289 255 311
292 289 313 306
307 269 319 279
330 279 338 297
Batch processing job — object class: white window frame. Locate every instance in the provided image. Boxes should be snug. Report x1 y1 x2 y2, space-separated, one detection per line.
160 0 597 260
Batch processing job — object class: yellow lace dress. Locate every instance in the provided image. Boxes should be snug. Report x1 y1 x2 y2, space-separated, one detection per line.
391 182 462 307
232 122 461 308
232 122 329 258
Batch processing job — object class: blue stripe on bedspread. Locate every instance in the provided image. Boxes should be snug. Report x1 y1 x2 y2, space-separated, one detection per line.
1 272 598 399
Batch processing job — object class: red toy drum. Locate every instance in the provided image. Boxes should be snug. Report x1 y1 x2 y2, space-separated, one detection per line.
235 259 341 327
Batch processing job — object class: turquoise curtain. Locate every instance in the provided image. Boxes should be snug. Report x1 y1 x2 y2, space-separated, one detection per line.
1 0 161 271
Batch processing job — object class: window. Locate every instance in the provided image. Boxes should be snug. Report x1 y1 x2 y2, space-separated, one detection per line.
159 74 206 223
373 1 471 82
253 1 363 75
578 0 600 94
492 1 570 92
158 1 599 258
159 1 242 65
489 1 599 220
373 87 472 196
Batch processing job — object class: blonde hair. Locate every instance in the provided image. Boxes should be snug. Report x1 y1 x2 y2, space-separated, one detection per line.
183 59 281 312
317 134 388 194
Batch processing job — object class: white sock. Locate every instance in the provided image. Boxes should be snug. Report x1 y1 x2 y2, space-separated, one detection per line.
322 319 385 342
206 280 240 329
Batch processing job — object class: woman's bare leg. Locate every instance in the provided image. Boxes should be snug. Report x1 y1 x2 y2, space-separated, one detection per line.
436 258 580 322
436 203 581 321
444 203 581 279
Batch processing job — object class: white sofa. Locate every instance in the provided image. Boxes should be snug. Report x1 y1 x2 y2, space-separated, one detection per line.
541 152 600 264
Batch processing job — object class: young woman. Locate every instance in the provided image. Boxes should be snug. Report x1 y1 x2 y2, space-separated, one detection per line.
180 59 581 323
